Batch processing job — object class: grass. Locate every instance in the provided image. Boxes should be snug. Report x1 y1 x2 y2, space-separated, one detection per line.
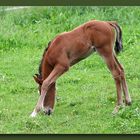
0 6 140 134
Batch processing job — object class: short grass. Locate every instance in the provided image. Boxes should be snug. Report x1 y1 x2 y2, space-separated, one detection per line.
0 6 140 134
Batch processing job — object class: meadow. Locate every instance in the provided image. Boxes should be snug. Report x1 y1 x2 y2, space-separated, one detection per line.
0 6 140 134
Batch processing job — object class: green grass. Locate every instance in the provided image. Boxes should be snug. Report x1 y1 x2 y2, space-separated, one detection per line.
0 6 140 134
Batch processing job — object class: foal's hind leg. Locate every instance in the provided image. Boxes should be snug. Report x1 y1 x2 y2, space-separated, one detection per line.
114 55 131 105
105 57 124 114
30 64 69 117
96 47 123 114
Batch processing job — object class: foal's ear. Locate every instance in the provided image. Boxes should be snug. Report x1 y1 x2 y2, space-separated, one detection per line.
33 74 42 85
48 41 51 46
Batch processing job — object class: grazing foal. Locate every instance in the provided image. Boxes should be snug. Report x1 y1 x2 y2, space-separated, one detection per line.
31 20 131 117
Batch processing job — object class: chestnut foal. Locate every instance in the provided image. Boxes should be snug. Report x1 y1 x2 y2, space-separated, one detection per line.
31 20 131 117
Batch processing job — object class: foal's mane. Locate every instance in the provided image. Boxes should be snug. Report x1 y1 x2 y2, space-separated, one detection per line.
38 41 51 77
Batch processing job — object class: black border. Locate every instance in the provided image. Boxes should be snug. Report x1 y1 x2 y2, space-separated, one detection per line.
1 134 140 140
0 0 140 6
0 0 140 139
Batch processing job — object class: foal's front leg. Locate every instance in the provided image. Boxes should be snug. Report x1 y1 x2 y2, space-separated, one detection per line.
30 64 68 117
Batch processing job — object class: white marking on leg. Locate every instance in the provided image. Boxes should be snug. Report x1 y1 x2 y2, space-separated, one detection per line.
42 102 44 109
30 110 37 118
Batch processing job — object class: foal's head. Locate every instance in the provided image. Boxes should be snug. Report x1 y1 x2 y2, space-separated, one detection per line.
33 41 51 94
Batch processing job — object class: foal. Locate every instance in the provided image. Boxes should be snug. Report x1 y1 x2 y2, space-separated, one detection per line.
31 20 131 117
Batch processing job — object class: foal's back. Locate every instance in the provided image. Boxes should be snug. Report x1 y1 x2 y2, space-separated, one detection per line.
46 20 115 67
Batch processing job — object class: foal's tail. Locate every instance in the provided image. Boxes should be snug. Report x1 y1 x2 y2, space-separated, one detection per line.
108 21 123 54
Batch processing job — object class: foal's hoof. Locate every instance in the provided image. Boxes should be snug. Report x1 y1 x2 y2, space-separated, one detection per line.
43 107 53 116
125 100 132 106
112 104 124 115
30 111 37 118
112 106 119 115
